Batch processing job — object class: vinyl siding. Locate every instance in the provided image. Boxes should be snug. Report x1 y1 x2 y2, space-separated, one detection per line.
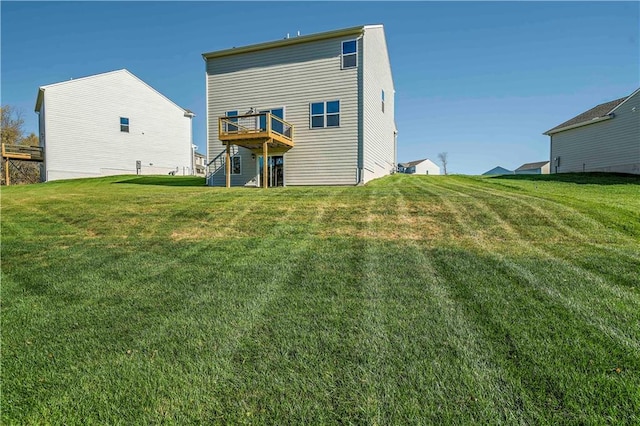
414 159 440 175
550 90 640 174
38 101 46 182
206 35 360 186
38 70 193 181
362 26 396 183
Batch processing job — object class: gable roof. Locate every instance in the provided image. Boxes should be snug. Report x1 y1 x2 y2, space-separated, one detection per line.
202 25 381 60
482 166 513 175
399 158 429 168
544 88 640 135
515 161 549 172
35 69 193 115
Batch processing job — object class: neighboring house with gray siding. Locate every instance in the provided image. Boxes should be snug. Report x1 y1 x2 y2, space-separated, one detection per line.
35 69 195 181
544 88 640 175
203 25 396 187
398 158 440 175
515 161 550 175
482 166 513 176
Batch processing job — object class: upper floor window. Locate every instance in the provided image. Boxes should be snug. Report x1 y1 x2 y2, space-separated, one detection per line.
342 40 357 69
120 117 129 132
310 101 340 128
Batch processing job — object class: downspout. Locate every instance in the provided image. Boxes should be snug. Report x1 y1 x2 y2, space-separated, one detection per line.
356 32 365 185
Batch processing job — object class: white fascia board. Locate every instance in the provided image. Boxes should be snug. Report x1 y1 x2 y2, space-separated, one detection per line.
543 115 614 135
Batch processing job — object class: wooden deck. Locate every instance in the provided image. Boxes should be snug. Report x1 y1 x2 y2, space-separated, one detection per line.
2 143 44 186
218 113 294 152
2 143 44 162
218 113 295 188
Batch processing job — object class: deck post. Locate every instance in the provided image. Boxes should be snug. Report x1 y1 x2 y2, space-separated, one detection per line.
4 157 9 186
262 140 268 189
225 143 231 188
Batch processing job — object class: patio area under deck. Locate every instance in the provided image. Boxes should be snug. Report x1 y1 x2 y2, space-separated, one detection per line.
218 112 295 188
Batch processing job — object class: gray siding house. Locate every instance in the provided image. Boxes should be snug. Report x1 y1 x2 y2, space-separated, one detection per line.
203 25 396 187
544 88 640 174
482 166 513 176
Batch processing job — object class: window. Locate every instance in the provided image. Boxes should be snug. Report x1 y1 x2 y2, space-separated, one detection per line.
259 108 284 134
381 90 385 113
342 40 357 69
120 117 129 133
225 110 238 132
230 156 241 175
310 101 340 128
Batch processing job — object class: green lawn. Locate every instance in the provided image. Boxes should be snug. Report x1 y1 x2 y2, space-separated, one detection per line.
2 173 639 424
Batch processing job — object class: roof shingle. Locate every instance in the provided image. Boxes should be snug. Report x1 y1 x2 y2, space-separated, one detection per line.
544 96 627 135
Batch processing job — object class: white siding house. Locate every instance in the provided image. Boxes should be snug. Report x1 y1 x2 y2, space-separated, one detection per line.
35 69 195 181
398 158 440 175
203 25 396 187
514 161 550 175
544 88 640 175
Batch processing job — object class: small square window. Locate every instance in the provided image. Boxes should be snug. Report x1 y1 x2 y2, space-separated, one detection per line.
310 100 340 129
311 116 324 128
327 101 340 114
311 103 324 115
120 117 129 133
342 40 357 55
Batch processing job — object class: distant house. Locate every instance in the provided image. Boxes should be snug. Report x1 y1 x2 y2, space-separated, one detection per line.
35 69 195 181
482 166 513 176
203 25 397 187
194 152 206 176
514 161 550 175
543 88 640 174
398 158 440 175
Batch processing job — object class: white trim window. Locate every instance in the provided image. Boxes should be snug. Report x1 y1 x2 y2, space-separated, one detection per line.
341 40 357 69
225 110 238 132
310 101 340 129
230 155 241 175
120 117 129 133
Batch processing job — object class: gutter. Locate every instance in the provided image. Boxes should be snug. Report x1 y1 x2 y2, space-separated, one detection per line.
203 26 365 60
544 114 614 135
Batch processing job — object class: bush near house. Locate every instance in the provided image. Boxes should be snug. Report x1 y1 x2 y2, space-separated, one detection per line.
2 173 639 424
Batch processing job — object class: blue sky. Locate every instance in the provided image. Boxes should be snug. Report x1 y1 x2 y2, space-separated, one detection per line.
2 1 638 175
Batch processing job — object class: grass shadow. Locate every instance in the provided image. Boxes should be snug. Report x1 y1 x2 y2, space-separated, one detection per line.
113 176 207 187
491 173 640 185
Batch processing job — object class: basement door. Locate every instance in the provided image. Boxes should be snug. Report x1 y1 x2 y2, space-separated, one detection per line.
258 155 285 187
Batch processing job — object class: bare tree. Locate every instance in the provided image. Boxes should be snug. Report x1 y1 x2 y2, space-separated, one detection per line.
1 106 41 185
438 152 449 175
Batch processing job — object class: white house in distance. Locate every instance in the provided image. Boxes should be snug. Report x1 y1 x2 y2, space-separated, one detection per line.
398 158 440 175
543 88 640 174
514 161 550 175
35 69 195 181
203 25 396 187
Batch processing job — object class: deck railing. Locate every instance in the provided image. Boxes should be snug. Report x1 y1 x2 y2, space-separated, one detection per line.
1 143 44 161
218 112 294 145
